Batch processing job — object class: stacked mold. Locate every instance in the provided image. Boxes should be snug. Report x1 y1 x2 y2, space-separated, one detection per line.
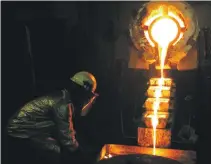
138 78 176 148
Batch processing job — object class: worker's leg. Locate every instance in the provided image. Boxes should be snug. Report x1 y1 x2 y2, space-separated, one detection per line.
31 136 92 164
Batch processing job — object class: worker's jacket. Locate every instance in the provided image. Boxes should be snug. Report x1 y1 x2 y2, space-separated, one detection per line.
7 89 79 153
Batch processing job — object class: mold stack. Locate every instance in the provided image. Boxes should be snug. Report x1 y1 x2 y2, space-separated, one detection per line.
138 78 176 148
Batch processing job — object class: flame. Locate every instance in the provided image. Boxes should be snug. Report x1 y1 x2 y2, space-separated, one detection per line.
143 4 184 155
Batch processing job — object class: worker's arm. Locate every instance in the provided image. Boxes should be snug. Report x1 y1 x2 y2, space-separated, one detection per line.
52 102 79 152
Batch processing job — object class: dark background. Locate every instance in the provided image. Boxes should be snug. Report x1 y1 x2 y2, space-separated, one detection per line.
1 1 132 148
1 1 211 162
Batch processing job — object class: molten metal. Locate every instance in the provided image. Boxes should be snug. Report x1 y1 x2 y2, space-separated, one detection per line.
151 17 179 47
144 98 173 112
99 144 196 164
144 111 170 129
143 4 184 155
147 86 173 98
149 78 173 87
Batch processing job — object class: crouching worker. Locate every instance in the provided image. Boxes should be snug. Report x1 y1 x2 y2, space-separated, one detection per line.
6 71 99 164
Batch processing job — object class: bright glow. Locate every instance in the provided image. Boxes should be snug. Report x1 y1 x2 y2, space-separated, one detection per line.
158 78 164 86
142 5 185 155
173 32 184 46
145 13 162 26
104 154 112 159
168 11 185 28
144 31 155 47
151 17 179 47
149 17 178 156
152 85 161 155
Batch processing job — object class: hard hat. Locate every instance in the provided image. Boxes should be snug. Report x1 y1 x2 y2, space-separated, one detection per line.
70 71 98 116
71 71 97 93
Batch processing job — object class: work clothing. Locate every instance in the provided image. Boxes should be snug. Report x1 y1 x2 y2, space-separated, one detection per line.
7 89 79 153
7 71 98 164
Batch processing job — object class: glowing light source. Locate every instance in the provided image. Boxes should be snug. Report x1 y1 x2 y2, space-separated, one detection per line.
150 17 179 47
142 5 185 155
104 154 113 159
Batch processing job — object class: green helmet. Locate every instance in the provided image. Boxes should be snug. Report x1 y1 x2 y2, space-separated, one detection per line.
71 71 97 93
70 71 98 116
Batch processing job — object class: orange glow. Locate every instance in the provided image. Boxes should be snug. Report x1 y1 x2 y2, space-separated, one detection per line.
168 11 185 28
144 98 171 112
147 86 171 98
152 85 160 155
142 4 185 49
151 17 179 47
104 154 113 159
143 111 169 129
144 31 155 47
99 144 196 163
138 128 171 148
150 16 178 152
152 17 178 76
143 4 184 155
149 78 172 87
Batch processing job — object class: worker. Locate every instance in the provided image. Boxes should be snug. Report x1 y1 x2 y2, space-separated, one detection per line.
6 71 99 164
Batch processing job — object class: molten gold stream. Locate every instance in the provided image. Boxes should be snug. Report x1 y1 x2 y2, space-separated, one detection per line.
152 45 168 155
149 17 179 155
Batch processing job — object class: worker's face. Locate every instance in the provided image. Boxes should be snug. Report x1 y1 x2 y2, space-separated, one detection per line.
81 93 98 116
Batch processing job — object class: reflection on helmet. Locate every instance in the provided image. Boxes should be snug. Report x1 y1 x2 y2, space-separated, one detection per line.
70 71 98 116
